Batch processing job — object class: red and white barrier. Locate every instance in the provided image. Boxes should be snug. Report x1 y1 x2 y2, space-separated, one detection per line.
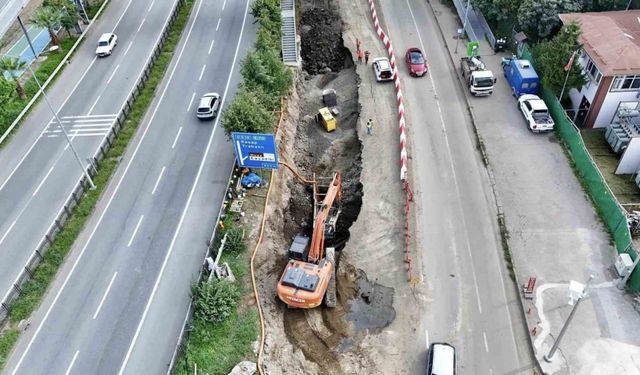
367 0 408 181
367 0 415 282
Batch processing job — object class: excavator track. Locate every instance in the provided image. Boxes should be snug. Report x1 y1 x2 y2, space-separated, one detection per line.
324 247 337 308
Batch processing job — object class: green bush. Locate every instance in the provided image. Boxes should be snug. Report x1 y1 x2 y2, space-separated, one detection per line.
241 49 292 104
192 279 241 324
225 227 246 253
221 88 276 135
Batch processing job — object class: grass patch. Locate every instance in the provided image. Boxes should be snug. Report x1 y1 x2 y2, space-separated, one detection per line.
86 0 107 20
0 0 194 369
581 129 640 205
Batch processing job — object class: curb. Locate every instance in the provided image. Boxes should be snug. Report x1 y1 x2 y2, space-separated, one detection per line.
424 0 544 373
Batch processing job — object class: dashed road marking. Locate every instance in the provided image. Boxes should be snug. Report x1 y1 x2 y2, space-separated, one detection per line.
127 215 144 248
172 127 182 149
152 167 166 195
93 272 118 319
208 39 215 55
64 350 80 375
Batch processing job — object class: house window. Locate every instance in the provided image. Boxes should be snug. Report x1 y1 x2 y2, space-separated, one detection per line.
585 58 602 85
612 75 640 91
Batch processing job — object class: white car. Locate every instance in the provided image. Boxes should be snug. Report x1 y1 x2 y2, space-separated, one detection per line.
196 93 221 120
96 33 117 57
518 94 555 132
372 57 393 82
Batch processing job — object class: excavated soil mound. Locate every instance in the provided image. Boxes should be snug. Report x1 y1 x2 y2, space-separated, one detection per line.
300 7 351 75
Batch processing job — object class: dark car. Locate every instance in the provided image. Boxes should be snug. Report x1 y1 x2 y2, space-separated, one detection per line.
405 48 427 77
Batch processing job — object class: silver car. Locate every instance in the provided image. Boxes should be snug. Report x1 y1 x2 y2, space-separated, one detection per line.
196 93 221 120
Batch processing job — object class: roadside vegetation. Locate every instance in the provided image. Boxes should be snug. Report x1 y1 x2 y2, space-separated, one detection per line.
0 0 105 142
175 0 293 373
0 0 194 369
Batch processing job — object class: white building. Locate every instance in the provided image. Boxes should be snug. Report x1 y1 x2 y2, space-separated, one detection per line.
559 11 640 128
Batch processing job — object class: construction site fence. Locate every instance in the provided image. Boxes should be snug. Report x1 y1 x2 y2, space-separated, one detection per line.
520 47 640 291
0 0 187 326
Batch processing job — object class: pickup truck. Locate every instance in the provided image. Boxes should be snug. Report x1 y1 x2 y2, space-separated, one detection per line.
460 57 496 96
518 94 554 132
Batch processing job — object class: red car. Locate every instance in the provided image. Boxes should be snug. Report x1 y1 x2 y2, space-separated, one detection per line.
405 48 427 77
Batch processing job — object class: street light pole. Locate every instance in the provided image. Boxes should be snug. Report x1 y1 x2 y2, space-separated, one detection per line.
544 275 595 362
17 15 96 190
454 0 471 54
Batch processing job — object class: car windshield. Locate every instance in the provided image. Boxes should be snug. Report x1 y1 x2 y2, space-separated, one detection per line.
474 77 494 87
98 41 109 46
410 52 424 64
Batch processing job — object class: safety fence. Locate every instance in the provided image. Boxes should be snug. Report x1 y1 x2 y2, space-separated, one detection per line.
520 47 640 291
0 0 187 325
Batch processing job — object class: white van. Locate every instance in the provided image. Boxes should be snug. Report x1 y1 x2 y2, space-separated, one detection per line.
426 343 456 375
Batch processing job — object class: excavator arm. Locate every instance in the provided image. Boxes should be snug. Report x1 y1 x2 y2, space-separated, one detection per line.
307 172 342 263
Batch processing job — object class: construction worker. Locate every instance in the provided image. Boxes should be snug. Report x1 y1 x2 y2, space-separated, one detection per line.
357 49 363 64
366 119 373 135
356 38 361 52
364 50 370 64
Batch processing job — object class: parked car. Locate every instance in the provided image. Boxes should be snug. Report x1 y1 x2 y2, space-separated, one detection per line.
196 93 221 120
96 33 117 57
372 57 393 82
405 47 427 77
518 94 555 132
426 343 456 375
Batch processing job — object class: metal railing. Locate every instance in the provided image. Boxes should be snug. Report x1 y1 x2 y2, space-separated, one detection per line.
0 0 186 325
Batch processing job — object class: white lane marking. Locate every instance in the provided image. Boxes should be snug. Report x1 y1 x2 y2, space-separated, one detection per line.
147 0 156 13
8 2 190 371
216 18 221 31
127 215 144 248
199 65 206 81
88 95 102 114
64 350 80 375
111 0 136 34
92 272 118 319
187 92 196 112
137 18 146 33
0 220 17 246
124 40 134 56
483 331 489 352
0 57 95 193
58 114 118 119
425 329 429 349
53 133 107 138
63 131 78 150
151 166 166 195
222 0 226 10
106 64 121 84
208 39 215 55
171 127 182 149
32 165 55 197
118 1 250 372
405 0 485 313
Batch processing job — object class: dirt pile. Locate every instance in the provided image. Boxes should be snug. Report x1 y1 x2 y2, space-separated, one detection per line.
300 7 351 75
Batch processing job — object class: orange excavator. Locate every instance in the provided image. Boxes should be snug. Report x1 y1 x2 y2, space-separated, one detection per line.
276 171 342 308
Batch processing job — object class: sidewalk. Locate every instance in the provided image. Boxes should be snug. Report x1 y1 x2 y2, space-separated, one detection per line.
426 0 640 373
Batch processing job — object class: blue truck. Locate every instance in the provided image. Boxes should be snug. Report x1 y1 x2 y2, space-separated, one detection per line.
503 59 540 96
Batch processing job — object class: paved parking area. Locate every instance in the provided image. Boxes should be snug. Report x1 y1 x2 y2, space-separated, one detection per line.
427 0 640 373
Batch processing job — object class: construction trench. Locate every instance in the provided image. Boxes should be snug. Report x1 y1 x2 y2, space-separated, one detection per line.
253 1 399 374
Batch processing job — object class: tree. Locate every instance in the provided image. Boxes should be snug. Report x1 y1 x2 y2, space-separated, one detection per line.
222 88 276 136
531 21 587 100
580 0 628 11
250 0 280 20
32 6 64 47
0 57 27 99
472 0 520 24
192 279 240 324
517 0 581 41
241 49 292 109
60 12 78 37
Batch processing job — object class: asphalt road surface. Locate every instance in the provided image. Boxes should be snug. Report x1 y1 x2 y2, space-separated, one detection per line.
378 0 527 373
3 0 255 373
0 0 180 317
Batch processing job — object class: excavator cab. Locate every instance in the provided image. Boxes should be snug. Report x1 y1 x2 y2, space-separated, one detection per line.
287 234 310 261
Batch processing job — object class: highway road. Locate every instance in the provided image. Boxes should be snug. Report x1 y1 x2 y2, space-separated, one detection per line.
377 0 527 373
3 0 255 373
0 0 181 318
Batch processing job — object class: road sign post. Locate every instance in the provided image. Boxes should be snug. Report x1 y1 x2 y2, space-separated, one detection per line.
231 132 279 170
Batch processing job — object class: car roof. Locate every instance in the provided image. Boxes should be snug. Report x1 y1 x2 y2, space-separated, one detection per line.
529 100 548 110
374 58 391 69
199 93 219 107
430 343 455 375
99 33 112 41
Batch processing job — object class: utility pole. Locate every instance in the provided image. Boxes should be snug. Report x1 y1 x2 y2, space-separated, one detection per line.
454 0 471 54
17 15 96 190
544 275 595 362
